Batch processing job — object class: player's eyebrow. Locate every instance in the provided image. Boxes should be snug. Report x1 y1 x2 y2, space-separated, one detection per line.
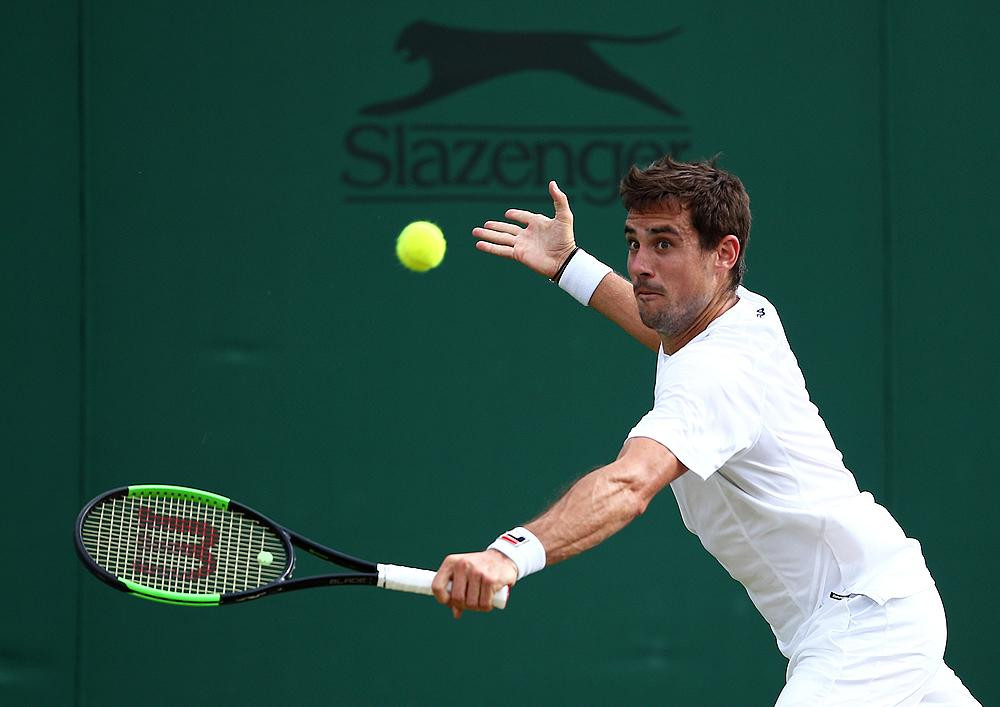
624 224 681 236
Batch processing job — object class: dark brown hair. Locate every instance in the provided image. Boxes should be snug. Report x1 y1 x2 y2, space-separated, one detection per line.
619 155 751 288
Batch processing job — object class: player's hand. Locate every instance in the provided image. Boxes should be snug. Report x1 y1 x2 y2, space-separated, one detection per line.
432 549 517 619
472 180 577 279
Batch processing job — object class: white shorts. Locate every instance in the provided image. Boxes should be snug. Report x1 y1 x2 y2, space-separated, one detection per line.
775 586 980 706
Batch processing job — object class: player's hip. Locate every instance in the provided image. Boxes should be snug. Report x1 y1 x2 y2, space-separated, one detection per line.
776 587 973 706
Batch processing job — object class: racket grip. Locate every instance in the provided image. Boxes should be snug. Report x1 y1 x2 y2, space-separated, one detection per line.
377 563 509 610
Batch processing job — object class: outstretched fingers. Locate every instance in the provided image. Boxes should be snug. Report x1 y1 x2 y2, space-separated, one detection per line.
470 184 576 277
505 208 542 225
475 240 515 259
472 225 517 260
472 221 521 258
472 225 517 246
482 220 520 235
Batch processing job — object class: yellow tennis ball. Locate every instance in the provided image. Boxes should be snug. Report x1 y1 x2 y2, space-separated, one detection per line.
396 221 446 272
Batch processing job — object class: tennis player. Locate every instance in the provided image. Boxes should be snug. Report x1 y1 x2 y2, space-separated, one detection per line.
431 157 980 705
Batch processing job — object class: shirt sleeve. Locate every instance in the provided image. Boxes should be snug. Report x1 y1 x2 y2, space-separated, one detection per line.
627 345 764 480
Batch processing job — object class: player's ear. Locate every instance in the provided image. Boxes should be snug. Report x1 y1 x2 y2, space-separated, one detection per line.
716 235 740 272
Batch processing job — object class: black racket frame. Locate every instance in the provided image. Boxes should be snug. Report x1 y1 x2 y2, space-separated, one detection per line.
74 486 386 605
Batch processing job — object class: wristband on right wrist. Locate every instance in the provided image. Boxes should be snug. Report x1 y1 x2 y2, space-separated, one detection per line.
487 527 546 580
556 248 613 306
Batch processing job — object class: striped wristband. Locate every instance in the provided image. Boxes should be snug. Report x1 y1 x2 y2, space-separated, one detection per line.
487 527 546 580
556 248 613 306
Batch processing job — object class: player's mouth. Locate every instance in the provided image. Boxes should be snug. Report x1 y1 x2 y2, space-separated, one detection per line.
634 285 666 299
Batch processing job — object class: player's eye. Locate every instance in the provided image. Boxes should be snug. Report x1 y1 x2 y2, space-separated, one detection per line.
626 239 639 251
656 239 671 250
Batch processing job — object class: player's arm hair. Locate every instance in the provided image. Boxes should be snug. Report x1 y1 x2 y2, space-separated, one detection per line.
588 272 662 352
525 437 684 565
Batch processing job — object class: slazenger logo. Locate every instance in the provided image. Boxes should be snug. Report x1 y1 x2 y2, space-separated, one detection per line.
341 21 691 205
361 21 683 117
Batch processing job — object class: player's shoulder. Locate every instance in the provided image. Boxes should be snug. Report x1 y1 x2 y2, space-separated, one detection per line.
726 286 780 325
670 288 785 369
734 286 776 316
707 287 785 346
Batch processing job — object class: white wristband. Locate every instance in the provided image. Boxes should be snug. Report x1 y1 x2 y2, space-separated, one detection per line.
487 527 546 580
557 249 612 306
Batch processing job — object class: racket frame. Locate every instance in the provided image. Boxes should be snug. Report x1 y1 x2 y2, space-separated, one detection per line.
74 485 382 606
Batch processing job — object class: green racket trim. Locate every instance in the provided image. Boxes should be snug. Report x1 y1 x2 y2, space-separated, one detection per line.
121 579 221 606
126 484 230 509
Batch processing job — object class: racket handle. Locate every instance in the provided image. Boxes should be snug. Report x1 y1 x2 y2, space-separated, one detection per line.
376 563 509 610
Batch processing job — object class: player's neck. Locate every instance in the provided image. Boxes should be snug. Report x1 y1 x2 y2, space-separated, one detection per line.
660 288 739 355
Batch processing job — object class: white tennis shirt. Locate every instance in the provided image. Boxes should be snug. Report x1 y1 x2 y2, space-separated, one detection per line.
627 287 934 656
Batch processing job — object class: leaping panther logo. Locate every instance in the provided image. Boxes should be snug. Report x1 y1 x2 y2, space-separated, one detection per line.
362 21 683 117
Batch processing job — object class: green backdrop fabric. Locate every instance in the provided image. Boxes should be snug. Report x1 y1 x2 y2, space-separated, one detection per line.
2 1 996 704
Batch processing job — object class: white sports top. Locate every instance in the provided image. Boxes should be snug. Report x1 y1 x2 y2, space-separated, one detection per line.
627 287 933 655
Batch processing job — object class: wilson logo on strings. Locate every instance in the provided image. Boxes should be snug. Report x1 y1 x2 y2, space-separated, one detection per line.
133 506 218 581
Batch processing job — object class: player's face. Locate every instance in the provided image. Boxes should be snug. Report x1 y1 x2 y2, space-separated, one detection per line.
624 204 720 338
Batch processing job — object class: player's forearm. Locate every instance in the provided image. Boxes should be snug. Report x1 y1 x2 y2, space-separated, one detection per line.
525 460 659 565
587 271 662 352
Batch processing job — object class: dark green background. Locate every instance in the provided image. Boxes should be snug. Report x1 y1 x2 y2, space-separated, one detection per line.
3 1 997 704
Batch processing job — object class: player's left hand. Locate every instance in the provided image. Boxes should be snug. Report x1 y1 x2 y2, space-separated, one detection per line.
472 180 577 279
432 549 517 619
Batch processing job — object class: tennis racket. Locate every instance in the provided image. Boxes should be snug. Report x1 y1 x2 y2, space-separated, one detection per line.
74 484 509 608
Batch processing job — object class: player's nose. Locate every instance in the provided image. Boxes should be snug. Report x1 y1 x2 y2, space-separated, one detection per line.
627 248 654 279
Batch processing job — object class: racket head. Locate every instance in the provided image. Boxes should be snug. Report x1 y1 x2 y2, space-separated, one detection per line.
75 485 294 606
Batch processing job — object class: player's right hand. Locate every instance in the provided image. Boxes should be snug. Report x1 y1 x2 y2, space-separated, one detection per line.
432 549 517 619
472 180 577 279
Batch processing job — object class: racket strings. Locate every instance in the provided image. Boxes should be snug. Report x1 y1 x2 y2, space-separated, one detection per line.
80 495 287 596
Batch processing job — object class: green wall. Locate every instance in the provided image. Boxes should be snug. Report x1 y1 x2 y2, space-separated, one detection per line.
3 1 996 704
2 2 82 704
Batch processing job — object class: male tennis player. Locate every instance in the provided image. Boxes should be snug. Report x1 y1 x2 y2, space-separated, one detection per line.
431 157 979 705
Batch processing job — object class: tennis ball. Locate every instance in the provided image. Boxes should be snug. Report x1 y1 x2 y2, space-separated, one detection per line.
257 550 273 567
396 221 446 272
